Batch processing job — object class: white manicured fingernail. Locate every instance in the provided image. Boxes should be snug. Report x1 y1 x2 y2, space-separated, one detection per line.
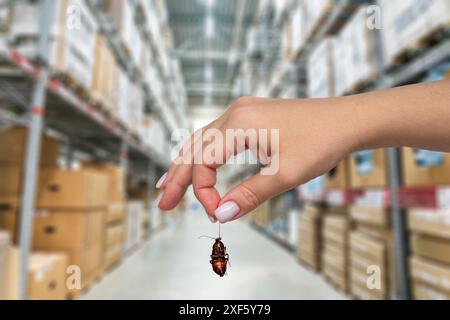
215 202 240 224
154 192 164 208
156 173 168 189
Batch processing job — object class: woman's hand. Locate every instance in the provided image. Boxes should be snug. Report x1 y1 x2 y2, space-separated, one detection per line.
155 96 360 223
155 79 450 223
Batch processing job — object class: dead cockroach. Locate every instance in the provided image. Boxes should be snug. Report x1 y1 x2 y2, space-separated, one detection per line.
199 225 229 277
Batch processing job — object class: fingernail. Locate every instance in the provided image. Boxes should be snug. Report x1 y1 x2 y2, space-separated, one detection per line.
215 202 240 224
154 192 164 208
207 213 217 223
156 172 168 189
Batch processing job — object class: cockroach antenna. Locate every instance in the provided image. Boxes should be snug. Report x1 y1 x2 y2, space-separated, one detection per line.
198 235 216 240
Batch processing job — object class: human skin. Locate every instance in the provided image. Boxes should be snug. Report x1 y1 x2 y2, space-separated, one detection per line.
156 79 450 223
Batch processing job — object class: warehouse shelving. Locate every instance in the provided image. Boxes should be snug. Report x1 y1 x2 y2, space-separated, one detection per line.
237 0 450 301
0 0 182 299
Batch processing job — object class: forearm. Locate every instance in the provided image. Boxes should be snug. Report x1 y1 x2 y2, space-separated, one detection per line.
337 80 450 152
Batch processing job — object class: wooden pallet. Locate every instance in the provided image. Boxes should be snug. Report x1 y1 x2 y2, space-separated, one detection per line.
389 22 450 66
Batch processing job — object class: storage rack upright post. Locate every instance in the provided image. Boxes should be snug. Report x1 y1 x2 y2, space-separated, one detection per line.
231 0 450 300
0 0 171 299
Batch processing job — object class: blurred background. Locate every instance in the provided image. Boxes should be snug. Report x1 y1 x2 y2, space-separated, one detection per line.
0 0 450 300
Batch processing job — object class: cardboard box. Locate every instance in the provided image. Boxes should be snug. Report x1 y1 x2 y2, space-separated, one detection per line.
124 201 145 252
28 252 67 300
0 127 59 167
0 166 23 206
37 169 108 208
380 0 450 66
0 207 17 242
307 37 334 98
104 243 122 270
402 148 450 186
411 234 450 265
408 209 450 238
325 158 350 189
106 203 126 224
323 214 349 233
350 231 386 263
0 231 10 299
350 281 381 300
10 1 98 89
350 206 390 228
323 263 348 293
4 247 19 300
413 282 450 300
322 248 346 273
323 227 347 247
350 149 388 188
85 164 125 203
410 255 450 293
105 224 124 247
33 209 104 250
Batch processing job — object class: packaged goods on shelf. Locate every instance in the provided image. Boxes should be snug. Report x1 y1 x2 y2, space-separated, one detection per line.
410 255 450 298
321 213 350 293
408 209 450 238
106 203 126 224
0 231 10 300
411 234 450 265
303 0 333 38
104 0 142 66
142 116 167 155
349 230 393 299
325 158 350 189
85 163 125 203
37 169 108 208
105 224 124 248
413 282 450 300
402 148 450 187
125 201 145 253
281 3 306 61
350 149 389 188
31 209 104 295
379 0 450 66
307 37 334 98
0 127 59 167
332 7 378 96
104 243 123 270
297 205 322 270
28 253 68 300
7 0 97 90
114 68 132 127
350 206 390 228
91 36 118 111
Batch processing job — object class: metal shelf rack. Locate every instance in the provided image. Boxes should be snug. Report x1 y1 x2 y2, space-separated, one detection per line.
0 0 176 299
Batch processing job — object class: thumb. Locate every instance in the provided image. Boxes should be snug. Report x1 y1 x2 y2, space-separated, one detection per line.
214 172 288 224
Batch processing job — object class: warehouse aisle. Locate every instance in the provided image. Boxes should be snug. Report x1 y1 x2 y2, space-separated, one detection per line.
84 209 344 300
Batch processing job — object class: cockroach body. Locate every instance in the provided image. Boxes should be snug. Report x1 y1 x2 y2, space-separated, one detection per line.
209 237 229 277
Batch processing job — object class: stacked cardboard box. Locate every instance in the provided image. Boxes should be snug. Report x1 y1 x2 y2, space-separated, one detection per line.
297 205 322 270
349 149 389 189
307 37 334 98
321 211 350 293
380 0 450 66
84 163 126 271
91 35 118 113
3 247 68 300
29 168 108 298
325 158 350 190
332 7 378 96
0 127 59 208
0 231 10 299
349 206 394 300
7 0 98 90
124 201 145 253
408 209 450 299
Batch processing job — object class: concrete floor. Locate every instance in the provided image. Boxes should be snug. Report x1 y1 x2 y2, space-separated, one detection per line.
83 210 345 300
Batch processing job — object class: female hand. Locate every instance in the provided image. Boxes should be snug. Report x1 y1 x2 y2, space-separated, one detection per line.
155 96 360 223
